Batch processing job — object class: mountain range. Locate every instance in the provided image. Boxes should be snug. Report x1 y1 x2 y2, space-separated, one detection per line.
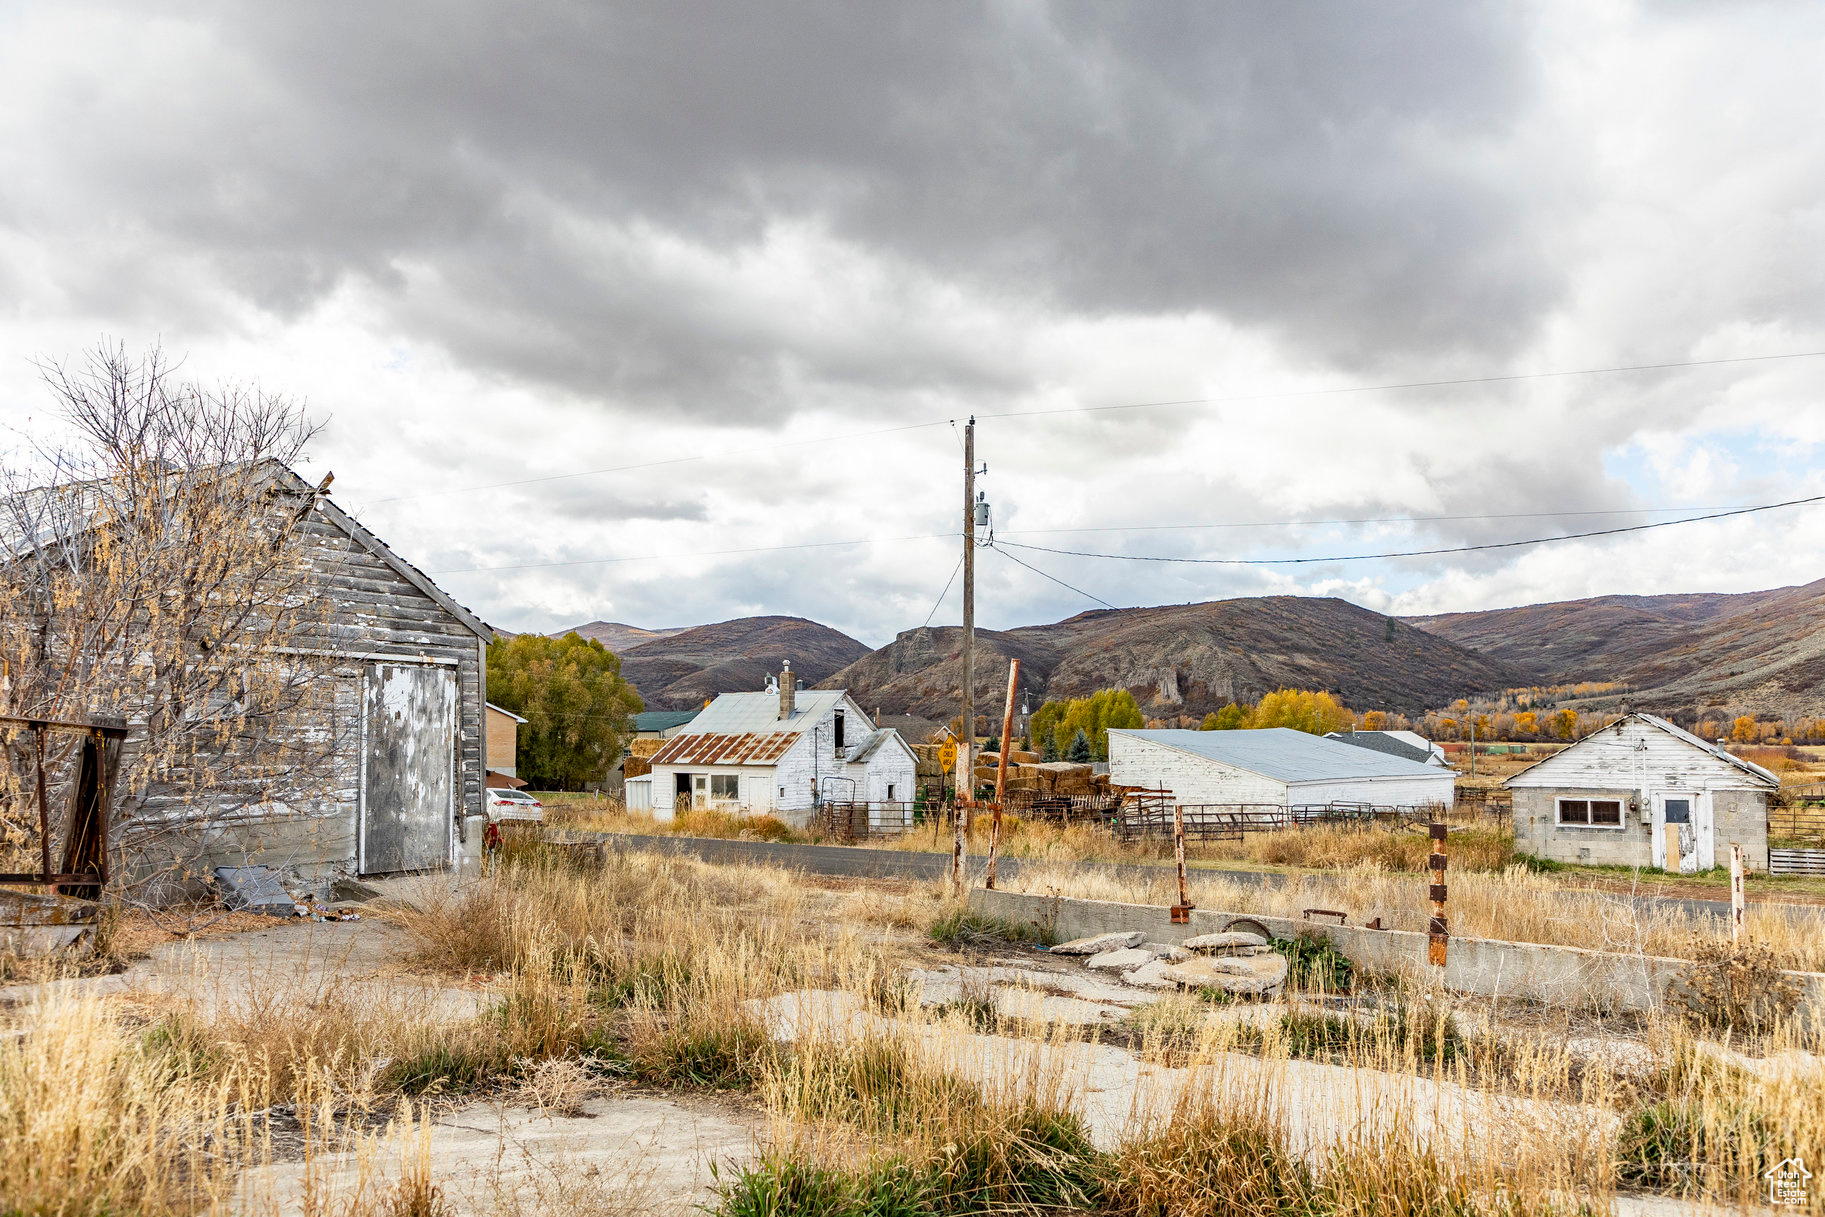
551 576 1825 729
1405 576 1825 721
554 616 872 710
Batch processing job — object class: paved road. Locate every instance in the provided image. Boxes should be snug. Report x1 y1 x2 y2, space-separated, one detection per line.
552 831 1807 923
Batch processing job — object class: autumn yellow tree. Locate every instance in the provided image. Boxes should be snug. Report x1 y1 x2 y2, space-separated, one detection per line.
1730 715 1758 743
1248 689 1354 735
1552 708 1579 739
1359 709 1388 731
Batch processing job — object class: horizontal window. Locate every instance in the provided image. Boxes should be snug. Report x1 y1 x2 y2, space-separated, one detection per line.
1557 798 1623 827
711 774 740 800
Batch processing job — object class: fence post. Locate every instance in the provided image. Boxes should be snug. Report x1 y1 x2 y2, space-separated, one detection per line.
1428 822 1448 967
1730 843 1745 944
1171 798 1193 923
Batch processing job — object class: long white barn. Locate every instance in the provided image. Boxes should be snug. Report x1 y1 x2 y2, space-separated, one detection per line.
1108 728 1456 809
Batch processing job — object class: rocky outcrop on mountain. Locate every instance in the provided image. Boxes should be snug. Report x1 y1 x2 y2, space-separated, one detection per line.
821 596 1525 721
612 616 872 710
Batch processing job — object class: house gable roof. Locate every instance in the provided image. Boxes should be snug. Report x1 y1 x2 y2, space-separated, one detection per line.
1325 731 1437 766
647 689 860 768
1111 728 1451 784
1502 712 1780 789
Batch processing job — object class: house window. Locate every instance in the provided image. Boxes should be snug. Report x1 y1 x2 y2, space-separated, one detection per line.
1558 797 1623 827
886 783 895 801
711 774 740 802
834 710 845 752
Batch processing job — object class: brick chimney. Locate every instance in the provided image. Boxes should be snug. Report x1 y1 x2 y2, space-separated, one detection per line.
779 660 795 720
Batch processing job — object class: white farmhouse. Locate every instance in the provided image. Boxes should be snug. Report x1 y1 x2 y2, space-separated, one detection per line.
1108 728 1456 810
645 662 917 829
1505 712 1776 872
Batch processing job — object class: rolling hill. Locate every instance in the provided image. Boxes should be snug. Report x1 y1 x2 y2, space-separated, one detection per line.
1406 577 1825 720
820 596 1527 724
551 621 689 653
609 616 873 710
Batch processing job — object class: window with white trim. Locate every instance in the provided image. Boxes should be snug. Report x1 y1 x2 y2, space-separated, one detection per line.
711 774 740 802
1557 797 1623 827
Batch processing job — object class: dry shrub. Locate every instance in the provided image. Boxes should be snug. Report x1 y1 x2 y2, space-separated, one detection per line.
0 988 242 1215
1667 940 1803 1038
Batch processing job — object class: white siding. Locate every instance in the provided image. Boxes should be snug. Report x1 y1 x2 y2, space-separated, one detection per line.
1508 719 1764 794
1109 734 1286 804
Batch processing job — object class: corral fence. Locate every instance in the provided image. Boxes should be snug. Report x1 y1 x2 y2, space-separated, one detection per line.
1770 849 1825 876
1770 799 1825 847
1004 789 1123 824
815 801 916 842
1454 785 1512 821
1114 793 1443 845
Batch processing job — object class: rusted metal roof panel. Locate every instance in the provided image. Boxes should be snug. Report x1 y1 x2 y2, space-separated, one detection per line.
650 731 799 767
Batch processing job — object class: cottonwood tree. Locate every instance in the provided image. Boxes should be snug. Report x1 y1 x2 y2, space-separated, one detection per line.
0 342 340 907
486 632 643 789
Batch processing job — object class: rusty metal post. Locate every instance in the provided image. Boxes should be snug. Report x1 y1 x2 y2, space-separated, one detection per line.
986 659 1020 890
1730 843 1745 944
1170 798 1193 923
951 799 966 898
1427 822 1448 966
33 727 52 883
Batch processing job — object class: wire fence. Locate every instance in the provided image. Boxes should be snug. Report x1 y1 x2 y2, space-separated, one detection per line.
1114 795 1447 844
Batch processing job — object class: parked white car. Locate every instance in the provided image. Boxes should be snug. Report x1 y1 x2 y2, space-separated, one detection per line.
485 787 544 822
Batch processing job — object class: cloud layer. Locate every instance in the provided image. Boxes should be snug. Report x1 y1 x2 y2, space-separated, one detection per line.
3 1 1824 646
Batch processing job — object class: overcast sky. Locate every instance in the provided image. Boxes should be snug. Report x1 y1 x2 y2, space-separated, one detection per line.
4 1 1825 647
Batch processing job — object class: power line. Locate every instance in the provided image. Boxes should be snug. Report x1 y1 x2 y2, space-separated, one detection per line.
975 349 1825 422
996 504 1731 537
992 542 1118 610
994 493 1825 567
923 553 964 628
431 531 953 575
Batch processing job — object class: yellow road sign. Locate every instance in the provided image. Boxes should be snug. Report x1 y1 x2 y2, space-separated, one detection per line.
938 739 957 772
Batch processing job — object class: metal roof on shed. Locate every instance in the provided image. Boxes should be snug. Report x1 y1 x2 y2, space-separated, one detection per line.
633 709 700 732
1110 728 1451 784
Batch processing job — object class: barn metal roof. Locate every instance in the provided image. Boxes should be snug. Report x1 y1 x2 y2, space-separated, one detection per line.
1326 731 1438 766
1111 728 1452 784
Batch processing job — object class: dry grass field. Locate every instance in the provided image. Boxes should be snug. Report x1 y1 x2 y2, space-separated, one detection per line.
3 840 1822 1214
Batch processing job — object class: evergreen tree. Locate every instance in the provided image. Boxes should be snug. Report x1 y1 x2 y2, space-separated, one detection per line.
1041 727 1060 761
983 735 999 752
1067 728 1092 762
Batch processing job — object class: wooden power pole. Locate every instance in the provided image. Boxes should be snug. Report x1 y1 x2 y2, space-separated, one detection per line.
953 417 976 894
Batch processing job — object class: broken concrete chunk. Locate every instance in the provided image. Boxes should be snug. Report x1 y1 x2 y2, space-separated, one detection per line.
330 877 384 904
213 866 296 917
1182 930 1269 954
1050 930 1145 956
1161 952 1289 997
1084 947 1156 972
1142 943 1190 962
1119 959 1179 990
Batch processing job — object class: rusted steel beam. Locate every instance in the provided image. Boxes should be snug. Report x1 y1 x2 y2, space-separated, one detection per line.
986 659 1020 891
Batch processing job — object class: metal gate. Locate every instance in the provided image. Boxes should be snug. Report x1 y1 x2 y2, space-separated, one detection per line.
359 662 457 874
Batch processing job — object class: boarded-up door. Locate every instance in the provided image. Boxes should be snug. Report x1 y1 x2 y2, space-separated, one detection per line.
360 663 457 874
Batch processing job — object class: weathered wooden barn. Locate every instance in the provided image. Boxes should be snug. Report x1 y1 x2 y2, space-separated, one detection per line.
4 462 494 897
1108 728 1457 810
1505 712 1776 872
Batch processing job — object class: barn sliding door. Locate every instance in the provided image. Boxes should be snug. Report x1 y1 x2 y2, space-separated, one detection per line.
359 662 457 874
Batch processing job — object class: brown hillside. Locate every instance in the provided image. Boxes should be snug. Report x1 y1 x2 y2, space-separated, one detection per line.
821 597 1526 721
1407 577 1825 720
551 620 688 652
616 615 872 710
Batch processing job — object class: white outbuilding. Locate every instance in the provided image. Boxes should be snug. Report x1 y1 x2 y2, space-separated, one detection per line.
1108 728 1457 810
645 662 917 829
1505 712 1776 872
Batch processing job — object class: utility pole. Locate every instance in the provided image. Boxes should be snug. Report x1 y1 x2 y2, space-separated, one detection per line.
953 417 976 895
961 417 976 831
